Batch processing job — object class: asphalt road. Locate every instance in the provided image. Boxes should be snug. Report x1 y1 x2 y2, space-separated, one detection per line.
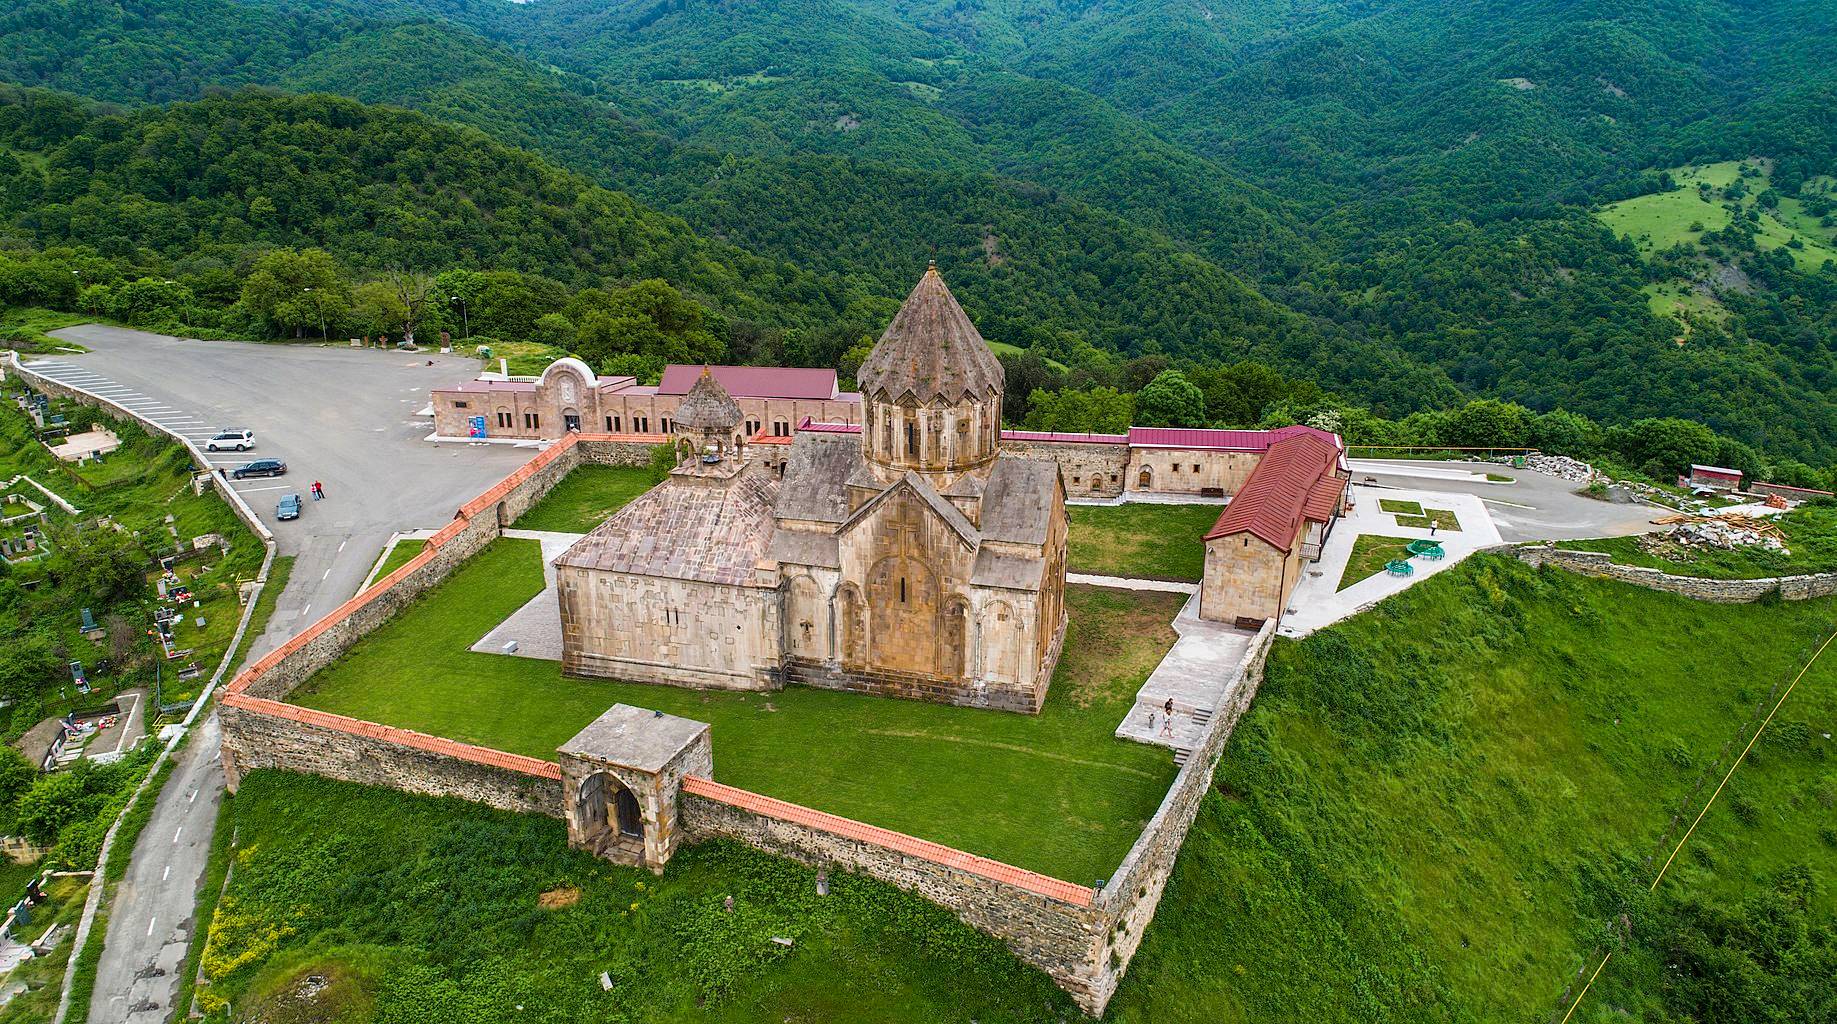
1347 458 1660 541
26 326 534 1024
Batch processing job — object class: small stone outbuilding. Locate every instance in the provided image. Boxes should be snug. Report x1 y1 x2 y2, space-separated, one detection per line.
558 704 713 873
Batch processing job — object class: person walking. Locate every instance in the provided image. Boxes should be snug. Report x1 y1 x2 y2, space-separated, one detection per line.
1429 520 1438 538
311 480 324 501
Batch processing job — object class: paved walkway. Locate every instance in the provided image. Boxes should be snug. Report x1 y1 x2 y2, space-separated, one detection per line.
1067 572 1197 594
470 530 582 661
1278 485 1503 638
1112 591 1257 752
1067 492 1228 507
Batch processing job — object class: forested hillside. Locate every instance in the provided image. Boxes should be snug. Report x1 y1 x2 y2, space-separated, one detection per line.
2 0 1836 465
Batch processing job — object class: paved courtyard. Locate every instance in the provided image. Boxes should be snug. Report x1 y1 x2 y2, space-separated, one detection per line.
1279 485 1504 637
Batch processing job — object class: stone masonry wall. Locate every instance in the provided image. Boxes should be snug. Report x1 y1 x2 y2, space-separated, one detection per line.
680 780 1111 1011
1515 545 1837 602
999 439 1128 498
1086 620 1278 1008
221 700 562 816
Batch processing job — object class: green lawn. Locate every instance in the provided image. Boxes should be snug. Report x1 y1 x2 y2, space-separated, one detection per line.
1067 503 1219 582
0 875 92 1024
1377 498 1422 515
368 538 425 585
1336 534 1415 591
195 772 1077 1023
1560 503 1837 579
1104 554 1837 1022
291 539 1181 881
1395 507 1460 532
511 466 660 533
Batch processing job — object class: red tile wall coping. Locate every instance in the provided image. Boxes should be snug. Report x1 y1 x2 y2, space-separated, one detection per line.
680 775 1094 907
223 693 563 779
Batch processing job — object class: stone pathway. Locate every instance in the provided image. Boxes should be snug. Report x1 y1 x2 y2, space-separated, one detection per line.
1066 572 1197 594
1112 591 1256 756
470 530 582 661
1277 485 1503 638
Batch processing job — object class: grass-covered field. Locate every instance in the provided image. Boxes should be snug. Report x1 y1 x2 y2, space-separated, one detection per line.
1067 503 1219 581
1336 533 1415 590
291 539 1181 880
1561 503 1837 579
512 465 661 533
1105 554 1837 1022
207 557 1837 1022
193 772 1076 1023
1599 159 1837 276
0 875 92 1023
366 538 425 586
0 393 262 735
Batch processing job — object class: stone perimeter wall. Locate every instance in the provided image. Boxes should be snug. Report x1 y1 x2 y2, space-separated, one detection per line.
1516 544 1837 602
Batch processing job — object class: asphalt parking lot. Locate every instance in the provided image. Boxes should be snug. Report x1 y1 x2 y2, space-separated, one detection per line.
29 326 535 649
1347 458 1660 542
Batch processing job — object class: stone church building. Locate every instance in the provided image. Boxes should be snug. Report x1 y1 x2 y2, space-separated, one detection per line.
556 265 1069 713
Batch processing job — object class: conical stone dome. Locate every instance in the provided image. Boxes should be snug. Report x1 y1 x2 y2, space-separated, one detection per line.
857 263 1004 403
674 366 742 430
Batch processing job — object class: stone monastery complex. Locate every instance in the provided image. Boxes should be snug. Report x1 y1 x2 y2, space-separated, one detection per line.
216 264 1361 1015
436 266 1352 631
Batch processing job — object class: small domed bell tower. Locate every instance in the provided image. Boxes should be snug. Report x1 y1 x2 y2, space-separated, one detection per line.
671 367 746 481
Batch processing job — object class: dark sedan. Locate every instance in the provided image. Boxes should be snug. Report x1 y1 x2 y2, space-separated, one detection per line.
232 458 287 480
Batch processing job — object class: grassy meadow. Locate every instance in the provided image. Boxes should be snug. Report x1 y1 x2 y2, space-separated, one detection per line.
1561 502 1837 579
511 465 662 533
1067 503 1219 581
209 555 1837 1022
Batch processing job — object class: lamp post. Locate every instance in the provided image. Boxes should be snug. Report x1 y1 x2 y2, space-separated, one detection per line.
451 294 469 341
303 287 327 341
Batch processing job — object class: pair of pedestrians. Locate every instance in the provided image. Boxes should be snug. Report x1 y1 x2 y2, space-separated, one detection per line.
310 480 327 501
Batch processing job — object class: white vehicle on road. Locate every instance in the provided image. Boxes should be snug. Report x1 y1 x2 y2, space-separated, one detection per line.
205 428 255 452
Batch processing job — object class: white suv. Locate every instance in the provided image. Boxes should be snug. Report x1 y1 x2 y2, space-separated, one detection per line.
205 429 255 452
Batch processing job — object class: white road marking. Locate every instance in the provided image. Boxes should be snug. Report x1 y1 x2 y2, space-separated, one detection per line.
146 916 156 936
188 789 197 803
301 603 312 616
232 484 290 493
173 827 182 844
162 865 171 880
321 567 331 581
337 540 347 553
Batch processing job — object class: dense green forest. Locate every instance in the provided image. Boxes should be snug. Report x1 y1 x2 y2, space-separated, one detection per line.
1 0 1836 468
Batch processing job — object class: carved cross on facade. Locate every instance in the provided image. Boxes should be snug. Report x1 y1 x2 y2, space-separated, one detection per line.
891 496 924 556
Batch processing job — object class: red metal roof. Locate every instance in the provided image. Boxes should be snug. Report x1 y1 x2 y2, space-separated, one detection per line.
797 419 862 434
1204 433 1344 550
658 364 841 400
1690 464 1742 479
1127 424 1339 452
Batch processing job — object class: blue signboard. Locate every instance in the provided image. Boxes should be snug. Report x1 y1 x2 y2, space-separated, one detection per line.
468 415 487 439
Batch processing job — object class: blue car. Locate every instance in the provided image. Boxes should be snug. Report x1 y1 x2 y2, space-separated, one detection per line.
276 493 303 521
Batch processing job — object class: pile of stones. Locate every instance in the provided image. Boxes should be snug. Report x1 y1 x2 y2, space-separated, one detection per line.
1496 452 1595 482
1641 515 1788 557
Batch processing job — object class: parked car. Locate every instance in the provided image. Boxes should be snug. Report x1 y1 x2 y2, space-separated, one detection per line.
276 493 303 520
232 458 287 479
205 428 255 452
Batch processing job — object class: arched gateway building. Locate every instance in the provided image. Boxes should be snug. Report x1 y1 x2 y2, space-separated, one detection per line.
555 265 1070 712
